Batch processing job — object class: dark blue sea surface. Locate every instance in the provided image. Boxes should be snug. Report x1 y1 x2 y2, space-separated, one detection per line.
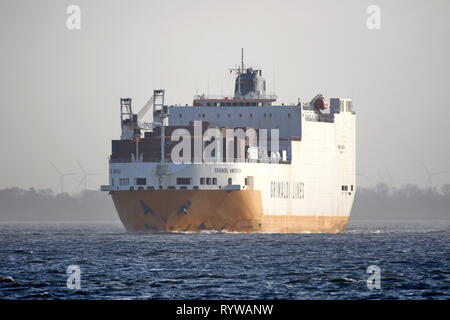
0 220 449 300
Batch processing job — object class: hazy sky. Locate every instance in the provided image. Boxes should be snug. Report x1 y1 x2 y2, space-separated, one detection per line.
0 0 449 193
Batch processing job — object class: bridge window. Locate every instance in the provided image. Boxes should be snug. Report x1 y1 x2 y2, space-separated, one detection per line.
119 178 129 186
176 177 191 185
135 178 146 185
206 178 211 185
212 178 217 185
200 178 205 185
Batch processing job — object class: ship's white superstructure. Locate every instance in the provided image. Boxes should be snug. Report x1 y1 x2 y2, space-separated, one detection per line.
102 52 356 233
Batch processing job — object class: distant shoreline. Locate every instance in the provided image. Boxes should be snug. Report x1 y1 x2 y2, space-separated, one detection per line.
0 184 449 222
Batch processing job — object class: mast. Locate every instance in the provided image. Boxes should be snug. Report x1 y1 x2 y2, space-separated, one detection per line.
229 48 253 98
241 48 244 72
234 48 244 97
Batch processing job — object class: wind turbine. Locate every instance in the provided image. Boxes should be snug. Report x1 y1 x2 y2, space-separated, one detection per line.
50 162 77 194
377 169 386 185
384 168 396 190
418 161 447 190
76 160 102 190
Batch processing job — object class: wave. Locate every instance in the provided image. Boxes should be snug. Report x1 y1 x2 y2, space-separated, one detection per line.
0 276 16 283
344 229 384 234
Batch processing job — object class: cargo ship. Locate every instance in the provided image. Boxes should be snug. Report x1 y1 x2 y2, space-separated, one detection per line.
101 51 356 233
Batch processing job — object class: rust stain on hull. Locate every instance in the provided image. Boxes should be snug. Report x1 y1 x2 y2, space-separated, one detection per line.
110 190 349 233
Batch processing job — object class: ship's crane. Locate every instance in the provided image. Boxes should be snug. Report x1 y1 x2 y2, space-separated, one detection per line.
136 89 166 130
120 90 168 176
120 89 167 136
137 95 155 122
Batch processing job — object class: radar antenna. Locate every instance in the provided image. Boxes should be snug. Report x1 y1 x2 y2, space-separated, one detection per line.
229 48 246 97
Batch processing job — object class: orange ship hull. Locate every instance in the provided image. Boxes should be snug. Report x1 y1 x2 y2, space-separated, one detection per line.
110 190 349 233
